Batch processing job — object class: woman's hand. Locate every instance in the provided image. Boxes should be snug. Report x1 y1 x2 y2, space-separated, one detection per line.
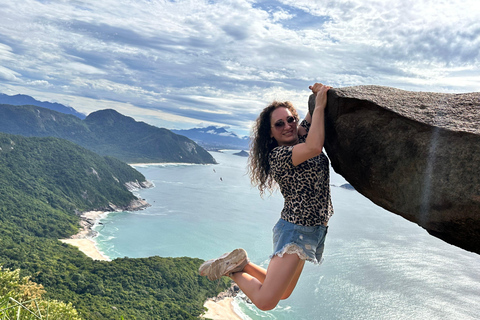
309 83 331 112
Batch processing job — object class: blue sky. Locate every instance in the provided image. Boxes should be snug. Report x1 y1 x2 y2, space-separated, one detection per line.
0 0 478 136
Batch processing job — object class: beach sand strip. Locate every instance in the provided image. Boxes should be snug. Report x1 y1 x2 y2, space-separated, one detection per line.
59 211 110 261
202 298 243 320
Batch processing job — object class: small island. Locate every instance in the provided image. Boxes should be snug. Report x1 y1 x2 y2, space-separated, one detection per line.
233 150 249 157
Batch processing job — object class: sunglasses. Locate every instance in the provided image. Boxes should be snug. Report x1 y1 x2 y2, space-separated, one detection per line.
272 116 297 129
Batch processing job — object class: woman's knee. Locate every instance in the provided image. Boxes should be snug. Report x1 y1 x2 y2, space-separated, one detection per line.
280 291 293 300
255 298 280 311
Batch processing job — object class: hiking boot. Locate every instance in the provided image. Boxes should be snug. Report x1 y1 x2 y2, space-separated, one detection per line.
199 248 249 281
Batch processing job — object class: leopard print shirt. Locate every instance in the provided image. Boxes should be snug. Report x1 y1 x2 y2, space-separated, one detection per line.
269 120 334 226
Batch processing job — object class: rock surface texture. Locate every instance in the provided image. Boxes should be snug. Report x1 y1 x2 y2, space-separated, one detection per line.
310 86 480 254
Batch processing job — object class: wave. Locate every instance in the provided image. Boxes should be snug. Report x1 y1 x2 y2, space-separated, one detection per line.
131 211 168 216
231 298 252 320
98 235 117 242
154 180 184 185
129 163 206 168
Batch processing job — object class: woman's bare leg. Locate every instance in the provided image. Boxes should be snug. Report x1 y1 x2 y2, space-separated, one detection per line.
240 259 304 299
230 253 303 311
281 259 304 299
242 262 267 283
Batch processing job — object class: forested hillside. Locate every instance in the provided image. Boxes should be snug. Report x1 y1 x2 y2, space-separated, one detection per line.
0 104 216 164
0 132 229 319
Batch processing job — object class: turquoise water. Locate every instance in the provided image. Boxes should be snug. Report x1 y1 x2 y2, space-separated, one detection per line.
94 151 480 320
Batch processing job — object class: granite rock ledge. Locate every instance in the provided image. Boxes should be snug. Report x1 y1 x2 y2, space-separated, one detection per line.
310 86 480 254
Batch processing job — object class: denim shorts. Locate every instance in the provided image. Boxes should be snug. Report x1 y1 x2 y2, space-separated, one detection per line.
270 218 328 264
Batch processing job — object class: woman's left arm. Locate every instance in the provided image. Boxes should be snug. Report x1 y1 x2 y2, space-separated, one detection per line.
297 98 313 136
291 83 330 166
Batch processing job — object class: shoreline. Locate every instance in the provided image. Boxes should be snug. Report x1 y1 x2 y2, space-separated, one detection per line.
59 210 110 261
202 297 244 320
201 284 247 320
58 185 245 319
57 182 152 261
129 162 200 167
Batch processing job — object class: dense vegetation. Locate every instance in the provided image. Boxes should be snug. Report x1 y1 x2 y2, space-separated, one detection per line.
0 267 81 319
0 133 146 213
0 132 229 319
0 104 216 164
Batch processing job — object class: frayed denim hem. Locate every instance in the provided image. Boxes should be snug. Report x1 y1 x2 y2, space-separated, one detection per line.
270 243 322 264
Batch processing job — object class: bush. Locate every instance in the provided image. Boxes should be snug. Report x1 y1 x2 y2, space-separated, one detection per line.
0 267 81 320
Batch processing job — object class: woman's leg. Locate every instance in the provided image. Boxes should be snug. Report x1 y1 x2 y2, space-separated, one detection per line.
242 262 266 283
281 259 304 300
240 259 304 300
230 253 303 311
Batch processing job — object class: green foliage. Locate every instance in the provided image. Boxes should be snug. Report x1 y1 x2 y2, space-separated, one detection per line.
0 231 229 319
0 104 216 164
0 133 144 214
0 132 229 319
0 267 82 319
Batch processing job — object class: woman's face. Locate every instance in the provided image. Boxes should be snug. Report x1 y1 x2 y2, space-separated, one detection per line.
270 107 298 146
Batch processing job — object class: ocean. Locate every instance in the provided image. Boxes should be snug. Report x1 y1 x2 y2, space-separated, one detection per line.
94 151 480 320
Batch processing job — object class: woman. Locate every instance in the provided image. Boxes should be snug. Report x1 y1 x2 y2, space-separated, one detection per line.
199 83 334 311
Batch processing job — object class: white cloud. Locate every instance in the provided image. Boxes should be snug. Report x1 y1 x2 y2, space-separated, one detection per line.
0 43 20 81
0 66 19 81
27 80 53 88
0 0 478 136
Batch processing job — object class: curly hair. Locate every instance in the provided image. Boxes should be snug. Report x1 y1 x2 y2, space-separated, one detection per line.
248 101 299 196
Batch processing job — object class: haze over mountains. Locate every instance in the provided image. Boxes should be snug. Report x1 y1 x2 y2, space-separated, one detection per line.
172 126 250 150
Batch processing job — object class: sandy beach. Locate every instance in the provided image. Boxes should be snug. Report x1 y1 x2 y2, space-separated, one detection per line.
59 210 110 261
60 238 109 261
202 298 243 320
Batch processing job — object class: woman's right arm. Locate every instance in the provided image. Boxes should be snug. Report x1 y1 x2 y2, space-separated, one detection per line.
291 83 330 166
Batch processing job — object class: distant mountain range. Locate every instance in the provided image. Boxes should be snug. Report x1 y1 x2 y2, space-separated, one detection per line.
0 93 86 119
0 92 249 160
172 126 250 151
0 104 216 164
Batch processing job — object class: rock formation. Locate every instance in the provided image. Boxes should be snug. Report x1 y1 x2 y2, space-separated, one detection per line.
309 86 480 254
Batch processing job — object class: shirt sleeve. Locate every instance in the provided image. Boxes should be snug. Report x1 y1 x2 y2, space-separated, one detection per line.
300 119 310 134
298 119 310 143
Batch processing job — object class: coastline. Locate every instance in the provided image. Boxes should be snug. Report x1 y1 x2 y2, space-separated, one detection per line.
201 284 247 320
58 182 245 318
61 211 247 319
202 297 244 320
129 162 199 167
59 210 110 261
58 181 152 261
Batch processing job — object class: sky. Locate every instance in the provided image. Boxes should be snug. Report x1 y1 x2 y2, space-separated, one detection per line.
0 0 479 137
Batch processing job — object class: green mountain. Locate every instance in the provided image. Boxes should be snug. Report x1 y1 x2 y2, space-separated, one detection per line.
0 132 228 319
0 132 145 215
0 104 216 164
